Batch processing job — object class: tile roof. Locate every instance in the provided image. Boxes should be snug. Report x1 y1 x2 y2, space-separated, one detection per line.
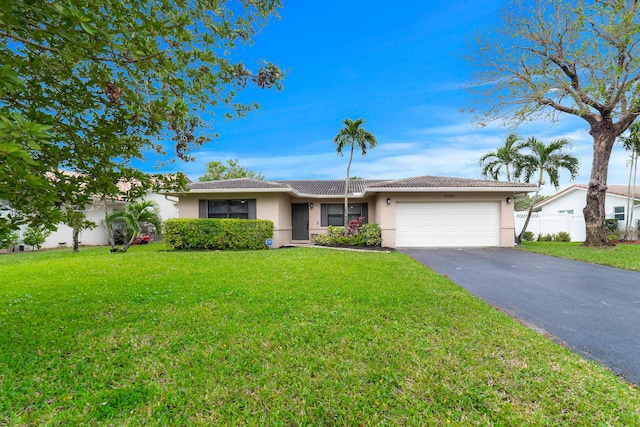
537 183 640 207
188 176 536 196
367 175 536 189
540 184 640 203
188 178 291 190
280 179 391 195
606 185 640 198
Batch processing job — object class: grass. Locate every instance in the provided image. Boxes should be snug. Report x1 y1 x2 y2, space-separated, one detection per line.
516 241 640 271
1 244 639 425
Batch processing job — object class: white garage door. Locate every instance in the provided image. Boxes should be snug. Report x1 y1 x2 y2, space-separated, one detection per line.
396 202 500 247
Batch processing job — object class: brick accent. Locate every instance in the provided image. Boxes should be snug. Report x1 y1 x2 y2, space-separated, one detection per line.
381 228 396 248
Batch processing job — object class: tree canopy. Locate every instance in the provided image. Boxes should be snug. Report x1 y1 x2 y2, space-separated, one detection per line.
198 159 265 181
514 137 580 242
468 0 640 246
0 0 282 232
106 199 163 252
479 133 524 181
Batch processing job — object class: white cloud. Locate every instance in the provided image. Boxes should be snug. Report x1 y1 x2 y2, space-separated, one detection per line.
174 108 636 200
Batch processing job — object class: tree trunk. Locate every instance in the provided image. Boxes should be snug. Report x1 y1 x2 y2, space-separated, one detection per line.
630 150 638 237
516 186 541 243
344 144 354 231
72 228 80 252
121 234 137 253
624 149 635 239
583 126 617 247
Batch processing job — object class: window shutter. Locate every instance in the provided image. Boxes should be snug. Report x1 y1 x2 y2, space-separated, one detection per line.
362 203 369 223
320 203 328 227
198 199 207 218
248 199 257 219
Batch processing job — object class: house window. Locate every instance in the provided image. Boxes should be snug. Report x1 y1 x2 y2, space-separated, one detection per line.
558 209 574 215
198 199 256 219
614 206 625 221
320 203 368 226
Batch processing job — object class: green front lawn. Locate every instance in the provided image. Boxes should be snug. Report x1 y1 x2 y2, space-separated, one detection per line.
516 241 640 271
1 245 639 425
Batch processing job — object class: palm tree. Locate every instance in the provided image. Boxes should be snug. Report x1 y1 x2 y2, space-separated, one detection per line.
515 137 580 242
619 122 640 239
479 133 524 181
106 200 163 252
334 118 377 227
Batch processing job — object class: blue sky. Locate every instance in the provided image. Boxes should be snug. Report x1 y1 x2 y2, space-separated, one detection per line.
154 0 634 195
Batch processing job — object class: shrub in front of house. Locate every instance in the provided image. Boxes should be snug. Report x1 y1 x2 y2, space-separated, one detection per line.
537 233 554 242
521 231 535 241
605 219 619 233
313 223 382 247
163 218 273 250
22 226 51 250
535 232 571 242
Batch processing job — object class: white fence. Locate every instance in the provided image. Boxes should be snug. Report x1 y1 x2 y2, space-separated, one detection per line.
515 212 586 242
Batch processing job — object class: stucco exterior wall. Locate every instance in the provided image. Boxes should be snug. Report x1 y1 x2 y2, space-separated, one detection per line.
176 190 520 249
179 192 286 247
376 192 516 248
539 188 640 229
306 197 377 242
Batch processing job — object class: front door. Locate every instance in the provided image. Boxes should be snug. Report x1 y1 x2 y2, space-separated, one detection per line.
291 203 309 240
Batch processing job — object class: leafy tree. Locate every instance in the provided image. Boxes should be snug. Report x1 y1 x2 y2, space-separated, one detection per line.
105 200 163 253
199 159 265 181
63 207 97 253
618 122 640 238
479 133 525 181
22 225 51 251
334 118 377 227
514 137 580 242
468 0 640 246
514 193 546 212
0 0 282 233
0 229 19 252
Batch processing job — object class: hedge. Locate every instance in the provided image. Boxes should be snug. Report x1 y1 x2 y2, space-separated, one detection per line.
163 218 274 250
313 223 382 247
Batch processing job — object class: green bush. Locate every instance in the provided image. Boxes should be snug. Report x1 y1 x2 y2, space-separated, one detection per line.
0 230 19 250
521 231 535 241
555 231 571 242
327 226 344 238
605 219 619 232
537 233 554 242
163 218 273 250
22 226 51 250
313 223 382 247
359 223 382 246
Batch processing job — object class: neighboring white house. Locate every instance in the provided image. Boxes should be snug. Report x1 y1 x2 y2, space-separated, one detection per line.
515 184 640 241
17 190 179 250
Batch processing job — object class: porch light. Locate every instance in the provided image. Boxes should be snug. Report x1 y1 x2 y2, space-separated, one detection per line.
506 197 512 204
310 203 314 208
386 198 391 205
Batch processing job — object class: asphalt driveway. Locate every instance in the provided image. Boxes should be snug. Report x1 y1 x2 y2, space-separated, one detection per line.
399 247 640 386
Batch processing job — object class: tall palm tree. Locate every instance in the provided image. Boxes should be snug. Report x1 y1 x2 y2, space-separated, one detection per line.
479 133 524 181
619 122 640 238
334 118 377 227
515 137 580 242
106 200 163 252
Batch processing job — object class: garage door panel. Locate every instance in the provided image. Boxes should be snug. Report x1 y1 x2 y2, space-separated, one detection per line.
396 202 499 247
